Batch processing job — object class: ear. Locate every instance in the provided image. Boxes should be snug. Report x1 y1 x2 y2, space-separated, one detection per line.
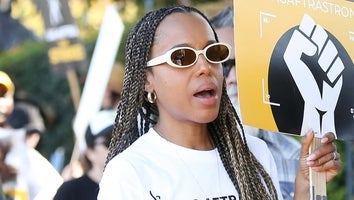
145 70 154 92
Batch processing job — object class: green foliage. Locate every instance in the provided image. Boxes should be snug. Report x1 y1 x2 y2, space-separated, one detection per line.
327 140 347 199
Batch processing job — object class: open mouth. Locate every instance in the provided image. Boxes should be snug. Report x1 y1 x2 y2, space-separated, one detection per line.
194 88 216 98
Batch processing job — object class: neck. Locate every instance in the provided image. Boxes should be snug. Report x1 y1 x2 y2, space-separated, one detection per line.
154 124 214 150
87 166 104 183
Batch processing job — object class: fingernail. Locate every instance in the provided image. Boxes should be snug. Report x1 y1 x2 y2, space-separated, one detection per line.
321 137 328 143
307 154 315 161
307 129 313 134
307 160 315 165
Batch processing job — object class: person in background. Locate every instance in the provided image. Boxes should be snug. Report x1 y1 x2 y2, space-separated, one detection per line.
24 129 41 150
0 70 63 200
10 97 46 149
0 70 30 200
209 6 305 199
53 110 115 200
7 101 44 150
0 71 15 128
101 63 125 110
59 63 124 182
98 5 341 199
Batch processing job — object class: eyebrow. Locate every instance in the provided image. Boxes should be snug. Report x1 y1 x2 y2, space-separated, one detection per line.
170 40 217 49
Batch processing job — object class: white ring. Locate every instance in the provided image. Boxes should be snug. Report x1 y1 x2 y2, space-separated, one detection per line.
333 152 337 161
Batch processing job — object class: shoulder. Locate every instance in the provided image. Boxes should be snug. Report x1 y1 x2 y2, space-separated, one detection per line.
54 175 98 200
99 151 147 199
99 129 170 199
109 128 164 163
56 177 84 192
100 129 155 184
103 129 160 175
53 179 78 200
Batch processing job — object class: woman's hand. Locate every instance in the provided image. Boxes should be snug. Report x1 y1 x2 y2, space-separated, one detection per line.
299 130 342 182
294 130 342 199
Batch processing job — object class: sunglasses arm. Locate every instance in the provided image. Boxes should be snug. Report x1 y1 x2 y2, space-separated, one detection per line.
147 54 168 67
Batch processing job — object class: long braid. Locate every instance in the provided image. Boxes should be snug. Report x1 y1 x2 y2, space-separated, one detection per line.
106 5 278 200
209 82 278 199
210 5 278 199
107 9 165 162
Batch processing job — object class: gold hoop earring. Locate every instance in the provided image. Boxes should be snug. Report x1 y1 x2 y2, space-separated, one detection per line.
147 91 157 103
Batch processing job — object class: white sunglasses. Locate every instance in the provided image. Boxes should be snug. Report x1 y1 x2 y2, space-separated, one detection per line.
147 43 231 68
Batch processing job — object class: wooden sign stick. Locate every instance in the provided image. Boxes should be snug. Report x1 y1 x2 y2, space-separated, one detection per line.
309 137 327 200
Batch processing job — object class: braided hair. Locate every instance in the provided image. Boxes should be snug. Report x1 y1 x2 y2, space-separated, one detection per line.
106 5 278 200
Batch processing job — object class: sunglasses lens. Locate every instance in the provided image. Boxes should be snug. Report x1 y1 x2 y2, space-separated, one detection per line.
170 48 196 67
206 44 230 62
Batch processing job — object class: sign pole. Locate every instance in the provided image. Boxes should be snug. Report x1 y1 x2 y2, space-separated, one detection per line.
309 138 327 200
66 68 81 111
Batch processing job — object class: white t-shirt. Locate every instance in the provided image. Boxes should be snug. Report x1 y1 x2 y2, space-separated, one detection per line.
98 128 283 200
25 147 63 200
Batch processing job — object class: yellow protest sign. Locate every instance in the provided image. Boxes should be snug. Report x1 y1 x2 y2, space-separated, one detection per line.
234 0 354 140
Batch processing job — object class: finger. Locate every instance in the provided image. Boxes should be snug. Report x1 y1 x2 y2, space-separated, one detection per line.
313 151 339 167
311 156 342 172
312 24 327 51
308 142 336 164
299 14 316 37
300 130 314 158
320 132 336 144
307 133 337 166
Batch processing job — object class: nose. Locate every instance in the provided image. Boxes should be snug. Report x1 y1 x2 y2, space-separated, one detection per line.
195 53 212 75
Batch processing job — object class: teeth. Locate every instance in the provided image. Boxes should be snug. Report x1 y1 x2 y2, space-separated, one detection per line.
194 90 213 97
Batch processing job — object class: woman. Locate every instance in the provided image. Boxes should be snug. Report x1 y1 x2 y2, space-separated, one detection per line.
98 5 340 200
